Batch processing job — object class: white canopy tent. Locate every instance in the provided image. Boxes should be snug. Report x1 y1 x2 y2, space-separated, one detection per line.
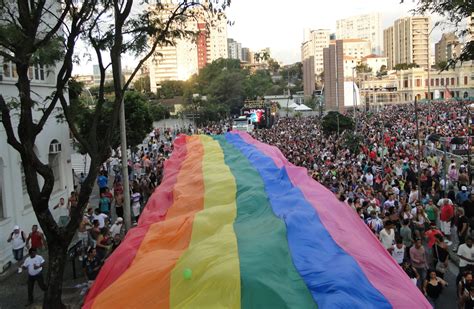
294 104 312 111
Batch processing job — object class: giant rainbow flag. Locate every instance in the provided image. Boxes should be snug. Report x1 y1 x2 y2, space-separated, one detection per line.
83 132 431 308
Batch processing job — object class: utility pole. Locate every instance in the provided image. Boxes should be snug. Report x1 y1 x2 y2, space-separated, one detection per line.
352 67 357 133
116 10 132 231
414 97 422 195
380 101 385 177
466 102 472 184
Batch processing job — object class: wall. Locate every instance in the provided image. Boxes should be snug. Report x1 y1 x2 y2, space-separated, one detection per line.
0 72 74 272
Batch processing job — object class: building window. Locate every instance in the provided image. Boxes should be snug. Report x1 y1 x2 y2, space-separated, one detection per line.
451 78 455 85
465 76 469 85
1 60 45 81
48 140 62 193
431 79 434 86
440 79 444 86
416 79 421 87
446 78 449 86
0 157 4 219
436 79 439 86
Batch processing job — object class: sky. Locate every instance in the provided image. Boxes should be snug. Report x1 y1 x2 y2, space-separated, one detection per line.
225 0 445 64
74 0 452 74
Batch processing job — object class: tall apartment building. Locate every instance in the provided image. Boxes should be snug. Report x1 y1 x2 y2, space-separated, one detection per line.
435 32 462 64
148 1 228 93
331 38 371 60
336 13 382 54
227 38 242 60
384 16 430 70
301 29 330 96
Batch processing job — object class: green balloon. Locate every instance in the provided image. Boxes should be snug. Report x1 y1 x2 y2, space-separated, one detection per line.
183 268 192 280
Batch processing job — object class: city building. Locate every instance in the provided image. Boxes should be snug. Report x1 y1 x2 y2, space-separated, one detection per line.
323 40 345 112
469 12 474 42
361 54 388 74
343 56 358 78
336 13 382 54
148 0 228 93
241 47 250 63
227 38 242 60
0 59 75 270
359 62 474 105
301 29 330 96
384 16 430 70
435 32 462 64
331 38 371 60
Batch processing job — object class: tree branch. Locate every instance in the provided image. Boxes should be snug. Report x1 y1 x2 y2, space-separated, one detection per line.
0 94 23 152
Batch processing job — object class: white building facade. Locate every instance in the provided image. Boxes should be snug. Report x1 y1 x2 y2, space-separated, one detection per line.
0 58 74 271
336 13 382 55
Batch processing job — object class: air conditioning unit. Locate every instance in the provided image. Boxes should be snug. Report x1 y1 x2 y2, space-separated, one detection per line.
49 142 62 154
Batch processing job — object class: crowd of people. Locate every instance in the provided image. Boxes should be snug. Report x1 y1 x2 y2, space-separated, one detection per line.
7 101 472 307
252 101 473 308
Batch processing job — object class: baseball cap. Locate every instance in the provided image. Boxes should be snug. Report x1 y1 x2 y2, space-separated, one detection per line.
13 225 19 230
462 186 467 191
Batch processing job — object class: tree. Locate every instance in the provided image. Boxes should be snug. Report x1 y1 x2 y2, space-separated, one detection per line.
157 80 185 98
403 0 474 66
243 70 273 99
321 111 353 135
133 76 151 93
376 65 388 78
393 63 419 70
268 58 280 72
355 63 372 74
435 60 448 71
122 92 153 149
0 0 229 307
149 103 170 122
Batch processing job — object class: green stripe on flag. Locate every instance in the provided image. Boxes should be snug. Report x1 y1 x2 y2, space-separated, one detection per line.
214 136 317 309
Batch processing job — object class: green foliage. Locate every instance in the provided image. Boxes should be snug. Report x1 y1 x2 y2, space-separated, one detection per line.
243 70 273 100
149 103 170 121
157 80 185 98
305 97 317 110
355 63 372 74
394 63 419 70
435 61 448 71
122 92 153 149
268 58 280 72
321 111 353 135
133 76 151 93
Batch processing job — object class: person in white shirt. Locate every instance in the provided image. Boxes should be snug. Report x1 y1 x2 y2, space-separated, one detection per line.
391 238 406 265
22 248 46 306
457 237 474 283
364 171 374 187
93 208 108 229
379 221 395 250
7 225 26 269
110 217 123 238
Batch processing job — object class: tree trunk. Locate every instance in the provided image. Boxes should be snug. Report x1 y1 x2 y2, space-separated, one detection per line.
43 243 68 309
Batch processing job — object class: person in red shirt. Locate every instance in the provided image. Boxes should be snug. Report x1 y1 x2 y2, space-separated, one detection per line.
424 223 444 248
440 200 454 245
26 225 46 252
